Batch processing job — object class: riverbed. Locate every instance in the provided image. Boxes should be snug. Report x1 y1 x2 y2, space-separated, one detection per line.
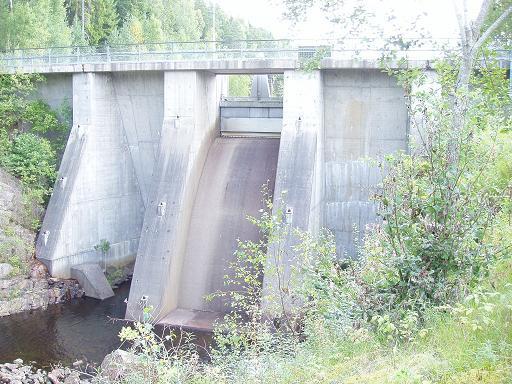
0 282 131 369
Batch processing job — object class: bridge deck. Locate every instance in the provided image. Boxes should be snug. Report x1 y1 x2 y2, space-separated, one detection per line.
1 39 509 74
0 57 453 74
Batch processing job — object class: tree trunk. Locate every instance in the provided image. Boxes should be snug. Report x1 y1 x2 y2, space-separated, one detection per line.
448 1 512 168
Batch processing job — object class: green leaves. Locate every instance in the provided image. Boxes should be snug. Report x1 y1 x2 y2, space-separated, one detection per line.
0 132 57 194
0 74 69 214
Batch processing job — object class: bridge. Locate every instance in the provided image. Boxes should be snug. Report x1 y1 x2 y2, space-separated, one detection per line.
0 38 483 72
7 39 509 329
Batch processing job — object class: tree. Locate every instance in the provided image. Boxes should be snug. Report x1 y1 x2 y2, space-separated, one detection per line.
44 0 72 46
449 1 512 165
281 0 511 164
160 0 202 41
0 0 71 49
86 0 119 45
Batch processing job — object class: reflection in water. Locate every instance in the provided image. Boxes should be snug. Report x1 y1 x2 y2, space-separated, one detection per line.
0 282 131 369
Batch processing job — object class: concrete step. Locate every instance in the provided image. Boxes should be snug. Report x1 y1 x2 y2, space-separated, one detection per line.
70 263 114 300
159 308 223 332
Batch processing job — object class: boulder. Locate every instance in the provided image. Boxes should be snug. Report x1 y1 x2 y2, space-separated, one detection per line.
30 261 49 279
0 264 13 279
100 350 137 381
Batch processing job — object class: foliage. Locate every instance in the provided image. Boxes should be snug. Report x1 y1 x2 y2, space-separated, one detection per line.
269 74 284 97
0 73 40 135
299 47 330 71
0 230 33 277
98 230 512 384
106 267 124 287
293 57 512 343
0 0 71 49
0 74 69 208
106 320 201 383
86 0 119 45
22 100 70 153
484 0 512 48
95 239 111 254
1 0 273 50
0 133 57 196
227 75 252 97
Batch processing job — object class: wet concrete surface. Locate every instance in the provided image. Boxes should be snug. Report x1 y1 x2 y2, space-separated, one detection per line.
178 137 279 315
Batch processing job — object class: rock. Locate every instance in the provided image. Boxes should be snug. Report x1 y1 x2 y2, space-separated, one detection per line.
0 264 13 279
100 349 137 381
48 367 65 384
13 358 23 366
0 301 9 317
30 262 49 279
63 372 81 384
4 363 18 371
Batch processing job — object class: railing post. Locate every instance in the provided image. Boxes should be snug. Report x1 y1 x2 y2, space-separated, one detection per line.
48 48 51 66
137 45 141 61
106 44 111 63
509 49 512 98
76 46 80 65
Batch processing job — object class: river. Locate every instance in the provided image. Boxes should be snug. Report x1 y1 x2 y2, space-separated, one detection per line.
0 282 131 369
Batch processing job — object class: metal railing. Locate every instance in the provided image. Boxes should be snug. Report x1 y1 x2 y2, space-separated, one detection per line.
0 38 452 68
0 38 510 71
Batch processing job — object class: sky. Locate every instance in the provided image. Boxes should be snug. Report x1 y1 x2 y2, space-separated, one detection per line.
213 0 484 40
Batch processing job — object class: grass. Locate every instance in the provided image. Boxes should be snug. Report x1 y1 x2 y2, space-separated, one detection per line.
101 259 512 384
184 259 512 384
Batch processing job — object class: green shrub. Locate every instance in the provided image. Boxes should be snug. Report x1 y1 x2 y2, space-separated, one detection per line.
0 132 57 196
228 75 252 97
0 74 70 224
22 100 69 152
345 59 512 333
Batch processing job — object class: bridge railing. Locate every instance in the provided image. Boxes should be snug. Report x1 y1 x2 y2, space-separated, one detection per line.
0 38 510 70
0 39 309 68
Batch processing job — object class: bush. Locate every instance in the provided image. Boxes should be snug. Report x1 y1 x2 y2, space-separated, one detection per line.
343 59 512 331
0 133 57 196
22 100 69 153
0 74 70 219
228 75 252 97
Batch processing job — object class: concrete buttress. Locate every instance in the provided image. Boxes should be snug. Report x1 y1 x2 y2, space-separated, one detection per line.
126 71 221 322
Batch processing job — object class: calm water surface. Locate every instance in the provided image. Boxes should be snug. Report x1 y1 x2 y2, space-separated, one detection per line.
0 282 131 369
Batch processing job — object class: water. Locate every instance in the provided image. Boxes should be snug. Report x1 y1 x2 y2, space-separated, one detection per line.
0 282 131 369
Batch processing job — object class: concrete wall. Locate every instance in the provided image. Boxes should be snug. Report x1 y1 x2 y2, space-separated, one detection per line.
220 98 282 136
112 72 164 206
36 74 73 112
35 66 409 319
262 70 324 312
37 73 145 277
127 71 221 321
323 69 408 258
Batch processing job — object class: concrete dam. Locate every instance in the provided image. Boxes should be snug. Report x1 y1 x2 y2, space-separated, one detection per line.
26 61 408 327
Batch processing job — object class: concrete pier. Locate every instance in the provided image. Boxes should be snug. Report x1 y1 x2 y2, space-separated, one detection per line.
126 71 221 321
37 73 144 278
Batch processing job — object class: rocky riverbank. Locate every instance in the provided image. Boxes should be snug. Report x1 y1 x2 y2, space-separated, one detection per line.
0 349 135 384
0 272 84 317
0 359 90 384
0 169 85 317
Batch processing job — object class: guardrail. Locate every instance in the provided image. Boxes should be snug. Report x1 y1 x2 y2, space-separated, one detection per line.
0 39 510 71
0 38 454 68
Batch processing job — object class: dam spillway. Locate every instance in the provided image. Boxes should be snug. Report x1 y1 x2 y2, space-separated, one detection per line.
161 137 279 328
